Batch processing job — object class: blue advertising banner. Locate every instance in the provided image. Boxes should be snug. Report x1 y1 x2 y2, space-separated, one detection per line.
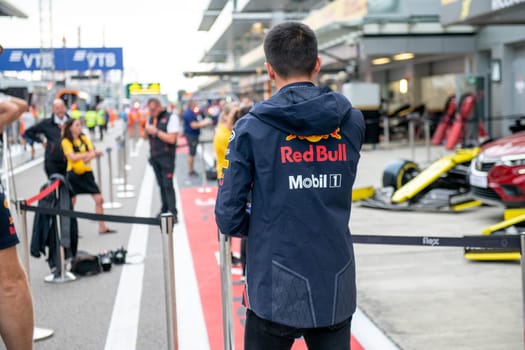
0 47 123 71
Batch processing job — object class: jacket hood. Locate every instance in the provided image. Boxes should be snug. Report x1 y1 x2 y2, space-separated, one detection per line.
250 82 352 136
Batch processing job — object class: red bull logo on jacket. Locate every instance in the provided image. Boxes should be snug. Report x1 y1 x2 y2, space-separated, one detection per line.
281 144 347 164
282 128 346 163
285 128 342 142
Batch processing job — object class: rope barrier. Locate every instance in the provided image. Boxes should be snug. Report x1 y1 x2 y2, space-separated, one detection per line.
19 178 159 226
25 180 61 205
352 234 521 249
460 114 524 124
19 203 160 227
20 179 521 247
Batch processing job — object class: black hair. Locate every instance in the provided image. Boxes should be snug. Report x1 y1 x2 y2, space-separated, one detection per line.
263 22 318 79
62 118 87 148
147 97 162 106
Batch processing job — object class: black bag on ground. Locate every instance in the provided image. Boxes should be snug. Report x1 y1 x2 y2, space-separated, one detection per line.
70 251 102 276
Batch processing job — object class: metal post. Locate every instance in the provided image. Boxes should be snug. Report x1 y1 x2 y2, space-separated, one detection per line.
409 119 415 161
95 155 103 194
219 231 235 350
383 115 390 147
113 137 125 185
160 213 178 350
198 141 211 194
16 201 31 282
123 135 132 172
117 137 135 198
483 72 491 140
44 187 75 283
424 117 431 164
102 147 122 209
520 231 525 344
6 132 18 203
128 137 137 158
128 137 133 158
2 129 9 198
16 200 54 341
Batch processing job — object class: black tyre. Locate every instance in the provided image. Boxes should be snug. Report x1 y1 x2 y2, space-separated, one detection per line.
382 160 420 190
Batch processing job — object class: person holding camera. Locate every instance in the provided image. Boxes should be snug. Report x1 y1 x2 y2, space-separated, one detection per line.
215 22 365 349
145 97 180 221
0 94 34 350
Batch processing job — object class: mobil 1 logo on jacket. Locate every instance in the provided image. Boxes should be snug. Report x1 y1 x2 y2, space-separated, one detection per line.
279 128 351 191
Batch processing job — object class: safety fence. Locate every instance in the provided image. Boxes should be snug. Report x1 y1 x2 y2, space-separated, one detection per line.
218 231 524 350
14 179 178 348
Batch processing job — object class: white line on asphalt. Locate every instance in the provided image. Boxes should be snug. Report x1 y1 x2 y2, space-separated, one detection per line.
173 180 211 350
197 141 215 168
104 166 154 350
1 157 44 201
130 138 143 158
352 307 400 350
1 156 43 182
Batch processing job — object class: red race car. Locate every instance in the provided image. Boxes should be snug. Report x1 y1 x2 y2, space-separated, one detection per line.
469 131 525 208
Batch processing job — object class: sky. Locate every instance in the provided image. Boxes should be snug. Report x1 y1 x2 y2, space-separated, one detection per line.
0 0 213 100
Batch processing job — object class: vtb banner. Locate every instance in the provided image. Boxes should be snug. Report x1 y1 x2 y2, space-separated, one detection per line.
0 47 123 71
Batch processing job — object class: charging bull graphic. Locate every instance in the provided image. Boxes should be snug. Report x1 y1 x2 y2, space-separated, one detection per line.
285 128 342 142
282 128 346 164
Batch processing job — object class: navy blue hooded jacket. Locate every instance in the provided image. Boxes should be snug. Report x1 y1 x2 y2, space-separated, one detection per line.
215 82 365 328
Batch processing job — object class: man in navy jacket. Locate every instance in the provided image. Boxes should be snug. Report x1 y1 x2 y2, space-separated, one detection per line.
215 22 365 349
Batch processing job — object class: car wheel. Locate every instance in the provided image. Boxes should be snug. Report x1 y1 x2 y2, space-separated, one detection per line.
382 160 420 190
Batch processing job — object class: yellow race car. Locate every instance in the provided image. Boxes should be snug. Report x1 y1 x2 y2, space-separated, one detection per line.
355 148 483 212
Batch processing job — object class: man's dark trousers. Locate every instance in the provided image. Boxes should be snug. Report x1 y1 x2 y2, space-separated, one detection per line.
149 156 177 217
244 309 351 350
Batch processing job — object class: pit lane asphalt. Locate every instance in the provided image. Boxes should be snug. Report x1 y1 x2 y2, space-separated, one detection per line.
352 144 522 350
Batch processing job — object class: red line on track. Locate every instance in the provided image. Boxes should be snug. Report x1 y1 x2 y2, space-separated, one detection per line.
180 186 364 350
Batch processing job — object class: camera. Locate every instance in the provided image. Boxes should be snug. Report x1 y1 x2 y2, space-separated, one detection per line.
111 247 127 265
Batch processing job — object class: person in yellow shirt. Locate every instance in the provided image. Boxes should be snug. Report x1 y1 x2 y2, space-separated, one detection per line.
84 109 97 140
70 104 82 120
213 102 245 268
61 119 115 234
213 103 241 179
